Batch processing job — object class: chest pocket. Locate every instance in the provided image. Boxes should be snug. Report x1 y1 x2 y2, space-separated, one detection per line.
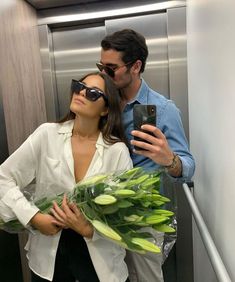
35 157 64 199
38 157 62 195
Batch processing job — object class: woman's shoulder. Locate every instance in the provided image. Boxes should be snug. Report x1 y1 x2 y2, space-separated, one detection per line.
33 120 73 134
30 122 70 141
105 140 130 155
32 122 59 135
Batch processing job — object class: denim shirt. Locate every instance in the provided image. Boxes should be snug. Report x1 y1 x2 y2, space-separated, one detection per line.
122 79 195 182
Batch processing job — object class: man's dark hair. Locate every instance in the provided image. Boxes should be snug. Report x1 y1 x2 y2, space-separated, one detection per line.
101 29 148 73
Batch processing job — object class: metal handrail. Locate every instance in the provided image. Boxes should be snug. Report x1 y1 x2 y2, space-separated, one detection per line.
182 183 231 282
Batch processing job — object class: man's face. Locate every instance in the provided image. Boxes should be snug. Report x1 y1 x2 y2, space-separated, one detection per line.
100 49 133 90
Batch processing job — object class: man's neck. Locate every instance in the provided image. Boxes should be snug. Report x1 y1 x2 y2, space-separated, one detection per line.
120 77 142 108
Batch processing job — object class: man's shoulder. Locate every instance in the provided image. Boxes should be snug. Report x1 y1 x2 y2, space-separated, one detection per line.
141 80 169 105
146 87 171 110
143 85 179 119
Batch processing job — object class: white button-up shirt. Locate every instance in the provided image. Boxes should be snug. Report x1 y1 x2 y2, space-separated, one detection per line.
0 120 133 281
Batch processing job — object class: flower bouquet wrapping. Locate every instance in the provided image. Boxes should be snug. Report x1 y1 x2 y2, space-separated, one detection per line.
0 167 176 254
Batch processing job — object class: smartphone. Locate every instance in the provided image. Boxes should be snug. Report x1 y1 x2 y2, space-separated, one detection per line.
133 104 157 150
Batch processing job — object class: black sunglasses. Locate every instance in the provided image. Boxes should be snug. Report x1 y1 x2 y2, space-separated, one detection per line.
96 62 133 78
71 80 108 104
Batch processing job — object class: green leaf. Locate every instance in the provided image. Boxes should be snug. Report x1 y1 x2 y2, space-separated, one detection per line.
117 167 143 180
101 204 119 214
152 200 165 207
140 177 160 189
117 200 133 208
158 195 171 203
131 231 153 239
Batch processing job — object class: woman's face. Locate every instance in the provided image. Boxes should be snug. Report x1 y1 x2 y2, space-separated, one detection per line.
70 75 108 119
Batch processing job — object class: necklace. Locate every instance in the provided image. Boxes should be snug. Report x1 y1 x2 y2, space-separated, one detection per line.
72 129 100 140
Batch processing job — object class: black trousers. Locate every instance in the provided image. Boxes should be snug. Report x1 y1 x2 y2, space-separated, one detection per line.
31 228 99 282
31 229 130 282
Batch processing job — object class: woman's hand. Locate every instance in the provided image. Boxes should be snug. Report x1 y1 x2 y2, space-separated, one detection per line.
50 195 94 239
30 212 62 235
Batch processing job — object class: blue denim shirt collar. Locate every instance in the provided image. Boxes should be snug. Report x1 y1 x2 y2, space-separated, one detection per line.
126 78 149 106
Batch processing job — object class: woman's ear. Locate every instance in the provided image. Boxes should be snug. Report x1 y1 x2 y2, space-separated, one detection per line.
100 108 109 116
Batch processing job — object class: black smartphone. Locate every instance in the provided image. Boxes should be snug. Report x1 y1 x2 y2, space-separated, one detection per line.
133 104 157 150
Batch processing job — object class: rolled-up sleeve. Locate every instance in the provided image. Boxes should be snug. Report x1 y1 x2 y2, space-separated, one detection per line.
160 101 195 182
0 134 40 226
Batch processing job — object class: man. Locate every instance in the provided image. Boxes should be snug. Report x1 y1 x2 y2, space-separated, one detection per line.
97 29 195 281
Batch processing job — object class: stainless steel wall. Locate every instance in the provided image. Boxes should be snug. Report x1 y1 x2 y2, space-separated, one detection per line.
37 2 193 282
50 13 169 119
52 24 106 118
105 13 169 98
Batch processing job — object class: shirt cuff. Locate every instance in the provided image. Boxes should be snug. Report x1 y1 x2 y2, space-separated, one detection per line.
0 200 15 222
1 187 40 226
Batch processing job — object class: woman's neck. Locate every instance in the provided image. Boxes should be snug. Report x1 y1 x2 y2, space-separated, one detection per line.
72 117 100 140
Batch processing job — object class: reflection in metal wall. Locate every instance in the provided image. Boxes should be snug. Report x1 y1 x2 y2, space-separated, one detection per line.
52 24 106 119
39 4 193 282
51 13 169 119
105 13 169 98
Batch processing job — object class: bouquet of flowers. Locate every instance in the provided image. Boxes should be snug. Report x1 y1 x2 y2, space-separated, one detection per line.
0 167 176 254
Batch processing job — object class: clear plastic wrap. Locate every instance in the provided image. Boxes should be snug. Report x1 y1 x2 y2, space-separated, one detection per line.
0 167 177 256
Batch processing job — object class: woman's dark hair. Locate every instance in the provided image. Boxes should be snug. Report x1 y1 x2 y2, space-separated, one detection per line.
101 29 148 73
58 72 129 148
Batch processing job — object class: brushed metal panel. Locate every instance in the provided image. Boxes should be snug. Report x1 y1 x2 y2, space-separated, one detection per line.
37 0 186 26
38 24 59 121
167 7 189 139
167 8 193 282
105 13 169 98
52 24 106 118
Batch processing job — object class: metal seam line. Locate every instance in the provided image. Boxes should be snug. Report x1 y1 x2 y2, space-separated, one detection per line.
182 183 231 282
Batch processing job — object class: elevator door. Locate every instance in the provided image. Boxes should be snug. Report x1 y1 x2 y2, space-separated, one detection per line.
51 12 168 119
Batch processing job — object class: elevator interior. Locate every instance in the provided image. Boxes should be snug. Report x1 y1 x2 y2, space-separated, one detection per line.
0 1 193 281
38 1 193 281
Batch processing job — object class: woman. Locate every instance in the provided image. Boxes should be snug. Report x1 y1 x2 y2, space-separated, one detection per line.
0 72 133 282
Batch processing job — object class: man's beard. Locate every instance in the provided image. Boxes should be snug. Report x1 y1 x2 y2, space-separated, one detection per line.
115 72 132 91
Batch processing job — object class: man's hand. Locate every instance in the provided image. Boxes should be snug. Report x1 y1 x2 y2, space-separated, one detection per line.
131 124 182 177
